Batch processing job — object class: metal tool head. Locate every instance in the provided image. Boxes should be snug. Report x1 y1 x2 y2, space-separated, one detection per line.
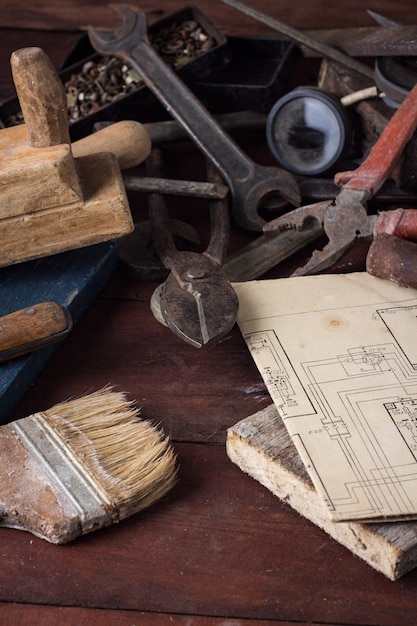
88 4 148 55
264 200 329 237
230 164 301 232
90 4 300 233
264 189 374 276
367 9 400 28
157 252 239 348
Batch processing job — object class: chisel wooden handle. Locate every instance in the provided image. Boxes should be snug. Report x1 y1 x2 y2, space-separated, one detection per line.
72 121 152 170
0 302 72 362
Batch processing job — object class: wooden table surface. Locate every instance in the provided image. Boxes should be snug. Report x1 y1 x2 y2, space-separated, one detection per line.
1 1 417 624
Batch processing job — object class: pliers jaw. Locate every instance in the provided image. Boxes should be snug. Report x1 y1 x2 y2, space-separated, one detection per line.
160 255 238 348
291 189 373 276
147 150 238 347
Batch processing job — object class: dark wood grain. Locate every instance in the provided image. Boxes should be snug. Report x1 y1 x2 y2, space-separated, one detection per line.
2 0 414 31
9 289 271 443
0 443 417 625
1 1 417 623
0 603 302 626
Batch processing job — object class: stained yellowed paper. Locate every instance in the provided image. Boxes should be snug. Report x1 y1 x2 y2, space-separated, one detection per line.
234 272 417 522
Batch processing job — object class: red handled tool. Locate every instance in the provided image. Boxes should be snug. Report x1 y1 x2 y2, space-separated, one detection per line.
264 82 417 275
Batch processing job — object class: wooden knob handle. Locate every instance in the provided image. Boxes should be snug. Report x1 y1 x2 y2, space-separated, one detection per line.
72 121 152 170
10 47 70 148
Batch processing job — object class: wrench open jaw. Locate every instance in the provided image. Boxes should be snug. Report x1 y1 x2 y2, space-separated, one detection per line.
264 81 417 275
88 4 300 232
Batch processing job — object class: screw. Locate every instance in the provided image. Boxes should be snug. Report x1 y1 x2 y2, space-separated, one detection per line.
186 267 207 280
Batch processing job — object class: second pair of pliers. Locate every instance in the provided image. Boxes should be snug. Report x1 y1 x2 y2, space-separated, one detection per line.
264 82 417 276
147 149 238 348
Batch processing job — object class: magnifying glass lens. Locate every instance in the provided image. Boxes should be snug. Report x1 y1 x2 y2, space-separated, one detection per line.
266 87 352 176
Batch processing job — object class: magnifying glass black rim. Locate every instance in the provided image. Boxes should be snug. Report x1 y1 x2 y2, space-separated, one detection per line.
266 86 352 176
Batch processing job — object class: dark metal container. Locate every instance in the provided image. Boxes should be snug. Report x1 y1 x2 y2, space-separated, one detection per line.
191 35 297 113
0 6 230 140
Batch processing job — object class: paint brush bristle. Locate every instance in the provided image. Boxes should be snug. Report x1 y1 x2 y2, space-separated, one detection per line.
0 388 177 544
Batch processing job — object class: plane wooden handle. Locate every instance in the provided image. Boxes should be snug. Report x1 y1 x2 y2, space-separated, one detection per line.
0 302 72 363
72 121 152 170
11 47 71 148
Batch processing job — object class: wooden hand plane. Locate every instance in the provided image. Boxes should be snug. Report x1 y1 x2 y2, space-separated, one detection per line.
0 47 135 268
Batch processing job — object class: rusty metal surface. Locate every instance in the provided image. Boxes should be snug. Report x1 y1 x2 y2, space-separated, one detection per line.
123 175 229 200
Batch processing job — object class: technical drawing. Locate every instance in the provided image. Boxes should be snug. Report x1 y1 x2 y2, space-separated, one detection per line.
237 281 417 522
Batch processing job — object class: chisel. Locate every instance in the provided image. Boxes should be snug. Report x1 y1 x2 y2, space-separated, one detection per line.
0 302 72 362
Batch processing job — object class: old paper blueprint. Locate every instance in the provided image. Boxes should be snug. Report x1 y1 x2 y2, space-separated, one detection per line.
234 272 417 522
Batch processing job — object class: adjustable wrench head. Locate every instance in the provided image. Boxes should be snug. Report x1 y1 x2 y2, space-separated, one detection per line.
88 4 148 55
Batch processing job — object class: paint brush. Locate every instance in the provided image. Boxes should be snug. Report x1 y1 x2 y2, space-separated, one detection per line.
0 388 177 544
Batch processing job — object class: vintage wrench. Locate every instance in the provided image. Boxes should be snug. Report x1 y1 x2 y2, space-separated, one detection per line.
88 4 300 232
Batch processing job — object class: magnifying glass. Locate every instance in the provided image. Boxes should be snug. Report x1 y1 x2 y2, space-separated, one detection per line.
266 86 352 176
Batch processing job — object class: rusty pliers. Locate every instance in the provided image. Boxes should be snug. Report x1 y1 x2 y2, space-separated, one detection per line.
147 150 238 348
264 82 417 275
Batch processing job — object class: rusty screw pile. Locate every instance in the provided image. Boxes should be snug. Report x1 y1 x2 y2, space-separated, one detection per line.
5 18 214 127
65 56 142 124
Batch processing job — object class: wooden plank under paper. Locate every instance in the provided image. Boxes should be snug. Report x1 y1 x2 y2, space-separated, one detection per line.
0 242 118 424
227 404 417 581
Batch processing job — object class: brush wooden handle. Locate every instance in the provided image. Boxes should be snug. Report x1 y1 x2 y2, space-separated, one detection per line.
72 121 152 170
0 302 72 362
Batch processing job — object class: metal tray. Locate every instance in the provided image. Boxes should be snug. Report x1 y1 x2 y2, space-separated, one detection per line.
191 35 297 113
0 5 230 140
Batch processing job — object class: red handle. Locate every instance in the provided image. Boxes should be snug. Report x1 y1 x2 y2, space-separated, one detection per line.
335 83 417 195
374 208 417 241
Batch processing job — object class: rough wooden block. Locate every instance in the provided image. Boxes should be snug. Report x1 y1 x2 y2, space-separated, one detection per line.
227 404 417 580
0 47 133 269
0 152 132 268
0 125 82 216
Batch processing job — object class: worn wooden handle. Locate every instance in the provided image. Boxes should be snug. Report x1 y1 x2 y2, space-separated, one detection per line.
0 302 72 362
335 83 417 195
72 121 152 170
10 47 70 148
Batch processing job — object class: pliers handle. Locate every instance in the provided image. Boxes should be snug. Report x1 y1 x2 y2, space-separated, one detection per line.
265 82 417 275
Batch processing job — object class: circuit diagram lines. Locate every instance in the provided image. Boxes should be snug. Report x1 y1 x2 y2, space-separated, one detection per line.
378 304 417 368
246 330 314 418
243 325 417 521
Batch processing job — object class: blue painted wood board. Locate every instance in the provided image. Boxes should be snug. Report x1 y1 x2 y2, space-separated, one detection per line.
0 242 118 424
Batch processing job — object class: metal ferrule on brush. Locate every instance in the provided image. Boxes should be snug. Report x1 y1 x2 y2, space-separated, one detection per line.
10 413 119 532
